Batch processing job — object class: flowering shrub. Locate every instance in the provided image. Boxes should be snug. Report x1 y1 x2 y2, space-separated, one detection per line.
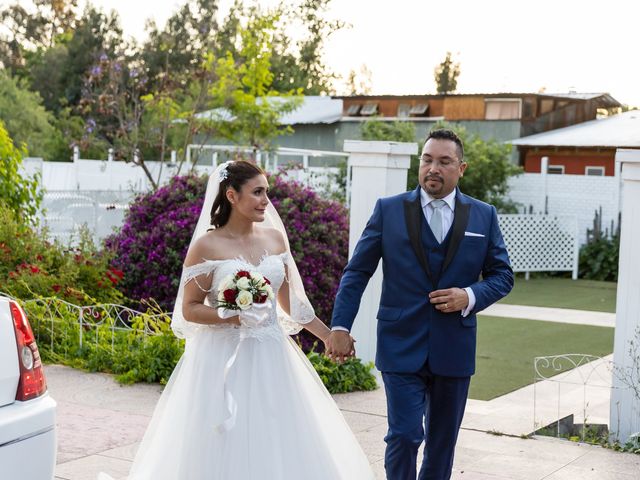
268 173 349 323
0 204 123 304
107 172 349 343
105 175 207 311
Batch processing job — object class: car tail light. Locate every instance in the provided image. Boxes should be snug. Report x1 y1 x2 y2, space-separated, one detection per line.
10 301 47 401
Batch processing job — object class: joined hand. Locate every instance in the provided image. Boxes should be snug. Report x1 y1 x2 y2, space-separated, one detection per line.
324 330 356 364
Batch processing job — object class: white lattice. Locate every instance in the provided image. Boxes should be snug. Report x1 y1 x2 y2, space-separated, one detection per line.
498 214 579 277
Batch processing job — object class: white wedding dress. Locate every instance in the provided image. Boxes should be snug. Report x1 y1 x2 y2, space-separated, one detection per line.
103 253 375 480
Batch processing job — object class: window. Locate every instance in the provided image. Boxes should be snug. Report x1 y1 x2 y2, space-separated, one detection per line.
585 166 605 176
547 165 565 174
409 103 428 116
397 103 410 117
345 104 361 116
360 103 378 116
484 99 521 119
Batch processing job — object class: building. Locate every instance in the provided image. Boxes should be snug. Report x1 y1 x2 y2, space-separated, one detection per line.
196 92 621 155
510 110 640 176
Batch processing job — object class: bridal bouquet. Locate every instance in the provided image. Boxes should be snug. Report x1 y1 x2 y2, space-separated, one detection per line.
216 270 274 311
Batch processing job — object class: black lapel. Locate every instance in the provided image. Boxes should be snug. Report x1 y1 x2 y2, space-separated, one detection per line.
442 193 471 273
403 192 435 285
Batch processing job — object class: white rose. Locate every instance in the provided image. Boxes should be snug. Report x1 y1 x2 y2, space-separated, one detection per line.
219 274 235 291
235 290 253 310
236 277 251 290
251 272 264 284
265 284 274 300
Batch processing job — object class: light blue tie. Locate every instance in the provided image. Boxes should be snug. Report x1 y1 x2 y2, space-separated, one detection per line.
429 199 446 243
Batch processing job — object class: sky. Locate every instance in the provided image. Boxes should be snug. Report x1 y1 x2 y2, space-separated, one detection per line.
81 0 640 106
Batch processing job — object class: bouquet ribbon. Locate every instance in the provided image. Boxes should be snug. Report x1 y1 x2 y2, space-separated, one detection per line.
215 302 272 434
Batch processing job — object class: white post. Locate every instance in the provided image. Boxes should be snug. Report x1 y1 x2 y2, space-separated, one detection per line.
107 148 114 162
610 148 640 443
170 150 177 165
343 140 417 374
73 146 80 190
541 156 549 214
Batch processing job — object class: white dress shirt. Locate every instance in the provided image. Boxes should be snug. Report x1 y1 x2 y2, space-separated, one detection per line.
420 189 475 317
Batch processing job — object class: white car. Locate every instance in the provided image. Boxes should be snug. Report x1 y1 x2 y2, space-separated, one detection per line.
0 296 57 479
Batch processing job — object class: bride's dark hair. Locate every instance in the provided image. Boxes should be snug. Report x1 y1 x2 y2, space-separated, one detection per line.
210 160 266 228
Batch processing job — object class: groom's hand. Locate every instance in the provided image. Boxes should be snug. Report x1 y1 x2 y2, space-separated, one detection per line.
325 330 355 364
429 288 469 313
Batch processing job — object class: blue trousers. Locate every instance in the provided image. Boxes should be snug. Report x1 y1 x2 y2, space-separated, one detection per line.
382 362 470 480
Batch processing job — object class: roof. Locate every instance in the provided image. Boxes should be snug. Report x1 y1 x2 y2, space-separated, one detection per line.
334 92 620 106
196 96 343 125
510 110 640 148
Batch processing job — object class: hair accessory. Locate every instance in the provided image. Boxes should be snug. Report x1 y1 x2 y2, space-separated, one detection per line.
218 161 234 181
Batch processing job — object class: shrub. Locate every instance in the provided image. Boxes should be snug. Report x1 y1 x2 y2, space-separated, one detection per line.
0 204 124 304
23 296 376 390
268 173 349 323
306 350 377 394
579 236 619 281
105 174 207 311
107 172 350 332
0 120 42 223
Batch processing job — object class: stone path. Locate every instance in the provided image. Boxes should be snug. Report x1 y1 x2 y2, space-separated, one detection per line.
48 302 636 480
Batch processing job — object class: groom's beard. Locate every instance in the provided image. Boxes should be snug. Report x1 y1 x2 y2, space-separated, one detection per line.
423 175 444 196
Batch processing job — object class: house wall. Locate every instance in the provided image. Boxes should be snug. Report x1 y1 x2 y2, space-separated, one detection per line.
523 148 616 176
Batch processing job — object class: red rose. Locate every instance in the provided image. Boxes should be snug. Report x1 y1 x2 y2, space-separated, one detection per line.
255 293 268 304
236 270 251 279
223 289 237 303
52 285 62 293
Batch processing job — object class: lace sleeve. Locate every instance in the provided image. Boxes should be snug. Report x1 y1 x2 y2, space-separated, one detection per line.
182 260 219 291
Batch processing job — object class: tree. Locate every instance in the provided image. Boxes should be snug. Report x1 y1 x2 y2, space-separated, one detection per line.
215 0 345 95
205 12 303 158
434 51 460 95
140 0 221 94
346 64 372 95
0 71 58 159
0 0 79 75
0 121 42 223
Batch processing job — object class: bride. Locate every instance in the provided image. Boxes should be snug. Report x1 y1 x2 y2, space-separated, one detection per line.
101 160 375 479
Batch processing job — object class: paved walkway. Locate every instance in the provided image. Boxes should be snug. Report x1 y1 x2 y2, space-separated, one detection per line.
48 303 635 480
482 303 616 328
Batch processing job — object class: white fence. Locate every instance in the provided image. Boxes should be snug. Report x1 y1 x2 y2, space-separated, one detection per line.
21 145 348 245
506 171 621 245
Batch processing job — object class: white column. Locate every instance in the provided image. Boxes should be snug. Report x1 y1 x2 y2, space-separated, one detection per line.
610 148 640 443
343 140 417 372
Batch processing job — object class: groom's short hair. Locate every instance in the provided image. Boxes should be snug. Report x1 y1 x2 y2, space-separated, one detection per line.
425 129 464 161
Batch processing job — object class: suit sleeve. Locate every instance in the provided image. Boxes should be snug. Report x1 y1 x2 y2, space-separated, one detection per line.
468 206 514 313
331 199 383 331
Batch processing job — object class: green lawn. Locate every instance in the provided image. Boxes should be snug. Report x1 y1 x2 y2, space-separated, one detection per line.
469 316 614 401
500 277 617 313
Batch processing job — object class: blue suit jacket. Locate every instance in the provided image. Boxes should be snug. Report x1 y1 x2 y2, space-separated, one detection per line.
331 187 513 376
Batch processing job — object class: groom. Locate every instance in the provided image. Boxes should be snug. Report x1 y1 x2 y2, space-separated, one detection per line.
327 129 513 480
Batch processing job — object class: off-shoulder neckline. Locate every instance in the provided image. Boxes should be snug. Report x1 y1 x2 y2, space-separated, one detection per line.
184 251 288 271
